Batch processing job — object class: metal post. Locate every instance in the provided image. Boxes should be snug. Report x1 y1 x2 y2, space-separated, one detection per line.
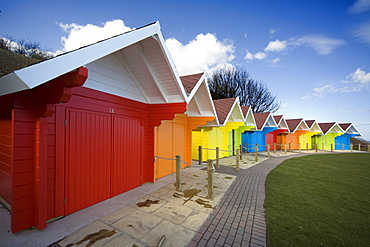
267 144 270 157
215 147 219 169
175 155 182 192
198 146 202 165
207 160 214 200
236 149 240 172
255 144 258 162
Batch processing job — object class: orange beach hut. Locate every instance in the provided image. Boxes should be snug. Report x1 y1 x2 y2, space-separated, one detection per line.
155 73 216 178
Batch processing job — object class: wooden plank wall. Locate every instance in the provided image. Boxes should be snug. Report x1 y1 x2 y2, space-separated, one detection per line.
0 114 12 207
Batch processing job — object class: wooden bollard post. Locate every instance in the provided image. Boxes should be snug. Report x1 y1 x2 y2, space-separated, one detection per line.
350 144 353 152
368 144 370 152
255 144 258 162
284 144 287 154
215 147 219 169
280 143 283 151
236 149 240 172
358 144 361 151
322 143 324 151
267 144 270 157
207 160 214 200
342 143 344 151
240 144 243 160
274 143 276 154
175 155 182 192
306 143 308 152
198 146 202 165
331 143 333 152
288 143 291 151
315 143 318 152
298 143 301 153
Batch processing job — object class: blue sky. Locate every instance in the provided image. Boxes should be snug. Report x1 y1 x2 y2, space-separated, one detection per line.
1 0 370 140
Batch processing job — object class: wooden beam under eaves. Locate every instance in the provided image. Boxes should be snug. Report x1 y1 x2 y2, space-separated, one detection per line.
134 44 168 103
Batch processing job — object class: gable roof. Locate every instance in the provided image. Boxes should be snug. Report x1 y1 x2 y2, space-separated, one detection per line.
318 122 344 135
213 97 244 125
285 118 309 133
181 73 217 118
180 73 204 95
305 120 322 132
254 112 277 130
338 123 361 135
241 105 256 126
0 21 187 104
273 115 288 129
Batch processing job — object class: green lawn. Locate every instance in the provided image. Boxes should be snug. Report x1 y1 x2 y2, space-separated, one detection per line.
265 153 370 246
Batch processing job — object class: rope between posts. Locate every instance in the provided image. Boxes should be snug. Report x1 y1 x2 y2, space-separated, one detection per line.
154 156 193 167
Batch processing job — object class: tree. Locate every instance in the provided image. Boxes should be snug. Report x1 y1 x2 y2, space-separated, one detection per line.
208 65 280 113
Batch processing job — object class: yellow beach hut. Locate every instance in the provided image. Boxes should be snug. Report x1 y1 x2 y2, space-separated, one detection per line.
193 97 245 161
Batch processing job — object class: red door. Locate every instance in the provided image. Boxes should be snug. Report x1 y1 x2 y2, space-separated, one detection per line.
65 108 112 215
64 109 142 215
111 115 142 196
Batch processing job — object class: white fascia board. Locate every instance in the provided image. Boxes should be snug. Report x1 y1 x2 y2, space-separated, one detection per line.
224 97 244 123
310 122 322 133
0 22 160 96
327 123 344 134
280 118 288 129
345 124 361 135
244 107 256 126
293 120 309 132
153 23 187 103
262 113 278 129
0 73 30 96
187 73 205 99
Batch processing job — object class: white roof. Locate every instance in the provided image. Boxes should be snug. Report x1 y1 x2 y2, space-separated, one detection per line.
0 22 187 104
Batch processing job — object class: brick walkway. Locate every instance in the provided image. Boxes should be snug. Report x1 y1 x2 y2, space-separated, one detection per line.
189 153 311 247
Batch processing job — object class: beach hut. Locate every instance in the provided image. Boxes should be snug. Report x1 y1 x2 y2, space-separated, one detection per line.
280 119 309 150
313 123 344 150
266 115 289 149
194 97 244 161
234 106 256 153
155 73 216 178
242 112 277 152
0 22 188 232
335 123 361 150
301 120 322 149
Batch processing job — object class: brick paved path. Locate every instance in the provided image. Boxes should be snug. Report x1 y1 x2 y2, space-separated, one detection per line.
189 154 311 247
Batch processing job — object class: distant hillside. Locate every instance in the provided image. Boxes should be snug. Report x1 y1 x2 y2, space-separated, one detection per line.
0 48 40 77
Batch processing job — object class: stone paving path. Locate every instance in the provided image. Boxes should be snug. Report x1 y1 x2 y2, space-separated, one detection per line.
189 153 313 247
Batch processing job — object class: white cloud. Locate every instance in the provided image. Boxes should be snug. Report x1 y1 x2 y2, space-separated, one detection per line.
302 68 370 100
293 35 346 55
349 0 370 13
57 19 132 53
264 39 287 52
244 51 267 61
347 68 370 84
351 21 370 46
166 33 235 75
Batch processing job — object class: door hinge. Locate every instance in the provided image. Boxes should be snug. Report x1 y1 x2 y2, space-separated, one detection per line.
64 198 66 205
64 120 67 127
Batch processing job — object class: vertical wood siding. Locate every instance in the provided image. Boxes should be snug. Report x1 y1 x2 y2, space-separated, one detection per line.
0 115 12 206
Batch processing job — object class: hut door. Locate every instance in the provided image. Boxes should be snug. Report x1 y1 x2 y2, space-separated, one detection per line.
65 108 112 215
111 115 142 196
